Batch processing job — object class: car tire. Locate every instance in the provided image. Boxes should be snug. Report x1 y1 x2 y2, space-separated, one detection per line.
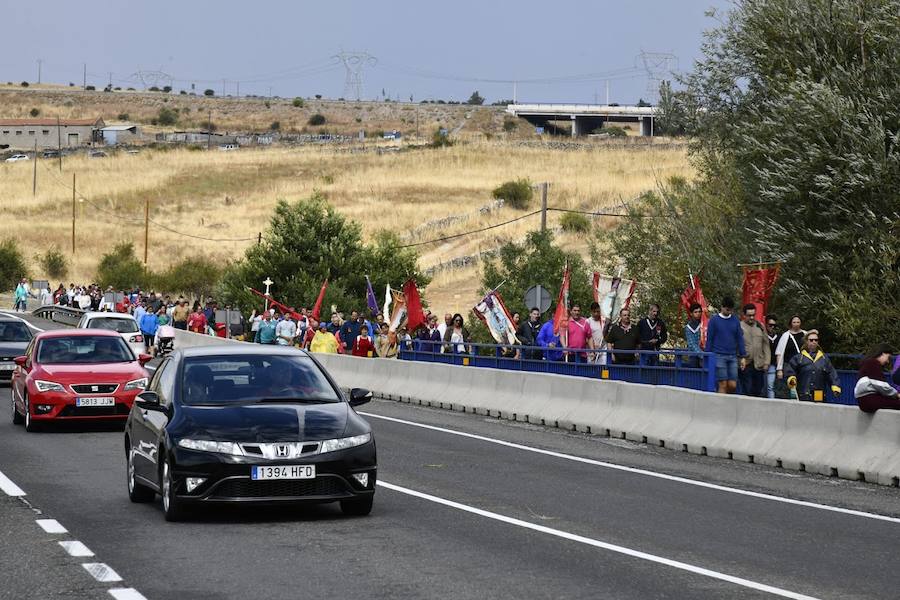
161 459 185 522
340 495 374 517
11 394 23 425
126 445 155 503
23 392 39 433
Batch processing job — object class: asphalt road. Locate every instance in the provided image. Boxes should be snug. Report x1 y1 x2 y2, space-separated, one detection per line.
2 311 899 600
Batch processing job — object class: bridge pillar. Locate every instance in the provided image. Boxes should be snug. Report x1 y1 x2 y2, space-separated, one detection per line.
571 115 581 137
640 116 655 137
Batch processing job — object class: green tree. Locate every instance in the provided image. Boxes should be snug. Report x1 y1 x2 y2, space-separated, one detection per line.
466 91 485 105
36 246 69 280
204 89 215 97
308 113 326 126
157 107 178 126
492 179 533 210
292 97 305 108
95 242 147 290
153 257 222 297
218 194 429 316
0 240 28 291
655 80 691 137
481 230 593 326
675 0 900 351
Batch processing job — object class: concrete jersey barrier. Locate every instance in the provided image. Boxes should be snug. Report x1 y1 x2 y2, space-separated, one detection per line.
172 330 900 487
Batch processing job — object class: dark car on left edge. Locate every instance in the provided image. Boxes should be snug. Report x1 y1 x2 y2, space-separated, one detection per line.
0 316 33 382
125 345 376 521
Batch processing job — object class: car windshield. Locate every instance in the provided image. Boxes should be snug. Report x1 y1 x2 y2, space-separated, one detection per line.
87 317 139 334
182 355 340 405
38 336 135 364
0 322 33 342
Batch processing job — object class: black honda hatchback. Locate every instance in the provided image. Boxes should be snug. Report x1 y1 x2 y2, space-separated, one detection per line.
124 345 376 521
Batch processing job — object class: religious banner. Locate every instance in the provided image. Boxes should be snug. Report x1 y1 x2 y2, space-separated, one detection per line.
741 263 781 320
593 273 637 321
473 289 519 345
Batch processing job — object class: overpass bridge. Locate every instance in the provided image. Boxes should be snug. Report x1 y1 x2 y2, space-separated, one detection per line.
507 103 657 136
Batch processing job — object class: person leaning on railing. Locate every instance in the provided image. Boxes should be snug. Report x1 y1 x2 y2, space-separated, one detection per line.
854 343 900 412
782 330 840 402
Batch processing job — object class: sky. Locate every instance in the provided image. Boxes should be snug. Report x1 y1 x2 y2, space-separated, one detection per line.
2 0 732 104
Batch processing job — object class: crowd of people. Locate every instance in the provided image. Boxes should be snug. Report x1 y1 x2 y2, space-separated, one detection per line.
13 281 900 412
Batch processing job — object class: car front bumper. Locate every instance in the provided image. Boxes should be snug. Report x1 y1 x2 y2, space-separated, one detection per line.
29 389 142 421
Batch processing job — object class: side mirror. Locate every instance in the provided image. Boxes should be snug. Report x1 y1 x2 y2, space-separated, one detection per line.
137 353 153 366
349 388 373 407
135 391 162 410
13 356 27 368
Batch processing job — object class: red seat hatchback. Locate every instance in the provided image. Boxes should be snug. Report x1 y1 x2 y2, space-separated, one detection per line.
11 329 151 432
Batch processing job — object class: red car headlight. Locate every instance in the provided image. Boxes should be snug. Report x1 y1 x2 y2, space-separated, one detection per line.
35 380 66 393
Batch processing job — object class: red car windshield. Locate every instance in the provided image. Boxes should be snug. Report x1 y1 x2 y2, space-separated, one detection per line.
38 336 134 364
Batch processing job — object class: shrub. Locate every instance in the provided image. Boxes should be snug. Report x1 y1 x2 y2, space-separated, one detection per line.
559 212 592 234
157 107 178 126
292 97 304 108
85 85 95 91
431 128 453 148
593 125 627 137
0 240 27 291
153 257 222 296
29 108 40 117
148 86 160 92
95 242 146 290
492 179 533 209
117 113 129 121
36 246 69 280
162 85 172 93
314 94 322 100
270 121 280 131
308 113 326 126
20 81 29 88
204 89 215 96
502 117 517 132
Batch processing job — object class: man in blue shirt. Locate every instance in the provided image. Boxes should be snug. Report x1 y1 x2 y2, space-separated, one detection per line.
254 313 277 345
705 297 746 394
536 319 564 362
339 310 362 353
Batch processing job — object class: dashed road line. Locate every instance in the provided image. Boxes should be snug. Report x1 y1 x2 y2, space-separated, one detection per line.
59 540 94 557
36 518 68 534
0 468 26 496
82 562 123 583
362 411 900 525
108 588 149 600
379 480 820 600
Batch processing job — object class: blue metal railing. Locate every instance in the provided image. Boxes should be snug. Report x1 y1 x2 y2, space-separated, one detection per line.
398 341 865 405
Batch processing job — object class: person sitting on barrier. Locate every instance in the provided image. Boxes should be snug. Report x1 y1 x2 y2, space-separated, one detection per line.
606 307 640 365
854 343 900 412
783 330 840 402
705 297 746 394
684 303 704 369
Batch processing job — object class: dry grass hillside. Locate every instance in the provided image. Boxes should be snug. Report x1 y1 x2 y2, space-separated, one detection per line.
0 85 517 138
1 138 692 312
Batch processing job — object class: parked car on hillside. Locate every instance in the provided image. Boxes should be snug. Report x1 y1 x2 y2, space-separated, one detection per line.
5 154 29 162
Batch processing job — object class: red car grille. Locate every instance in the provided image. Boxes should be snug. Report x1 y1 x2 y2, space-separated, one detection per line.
71 384 119 394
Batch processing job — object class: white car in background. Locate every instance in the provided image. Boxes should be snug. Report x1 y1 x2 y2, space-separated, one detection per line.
5 154 29 162
76 312 144 357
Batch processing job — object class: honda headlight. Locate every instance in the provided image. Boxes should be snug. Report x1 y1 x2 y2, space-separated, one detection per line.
177 439 243 456
319 433 371 454
35 380 65 393
124 377 148 391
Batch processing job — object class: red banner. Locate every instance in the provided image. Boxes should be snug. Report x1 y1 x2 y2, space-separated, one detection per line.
552 264 570 346
741 265 780 320
402 279 426 333
311 278 329 321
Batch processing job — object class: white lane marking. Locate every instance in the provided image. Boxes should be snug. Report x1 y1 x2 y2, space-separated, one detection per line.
0 469 26 496
36 518 67 534
362 411 900 525
82 562 123 583
109 589 149 600
0 310 45 331
379 480 820 600
59 540 94 557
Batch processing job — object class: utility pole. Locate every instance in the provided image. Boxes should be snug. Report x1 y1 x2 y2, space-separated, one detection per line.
144 198 150 265
605 80 609 105
32 140 37 196
268 86 272 98
236 81 239 98
207 110 212 150
108 72 112 88
71 173 76 254
513 81 517 104
56 116 62 171
222 78 226 96
83 63 87 90
540 183 549 232
37 59 42 84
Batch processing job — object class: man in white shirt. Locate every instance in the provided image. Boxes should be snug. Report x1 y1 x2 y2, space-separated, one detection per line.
587 302 607 365
275 313 297 346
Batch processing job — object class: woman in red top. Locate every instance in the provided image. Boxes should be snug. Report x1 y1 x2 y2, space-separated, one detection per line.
855 343 900 413
352 330 375 357
187 308 207 334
